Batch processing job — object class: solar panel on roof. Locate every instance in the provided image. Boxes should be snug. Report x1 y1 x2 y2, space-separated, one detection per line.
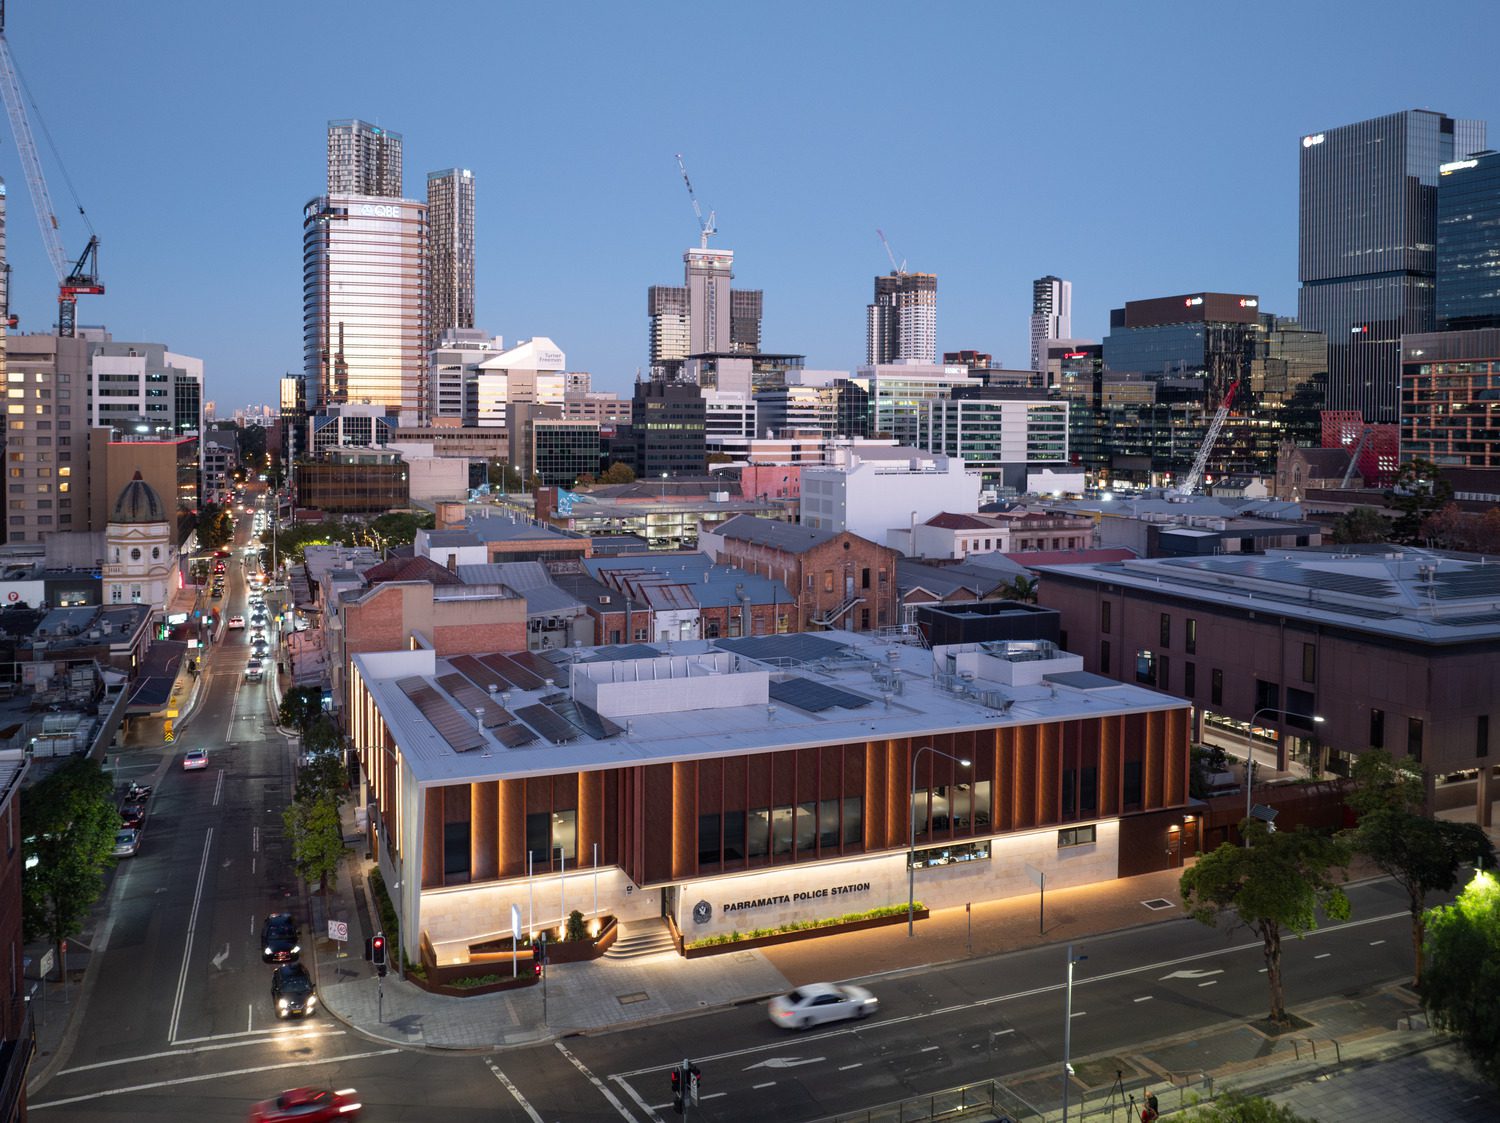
450 654 514 692
435 673 515 727
716 634 849 665
512 651 567 680
492 723 538 748
397 676 487 753
581 644 663 663
769 676 873 712
1432 569 1500 598
547 697 622 740
515 703 582 744
483 653 548 691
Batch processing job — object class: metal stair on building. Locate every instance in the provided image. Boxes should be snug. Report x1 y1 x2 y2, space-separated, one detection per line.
603 918 678 959
812 593 864 628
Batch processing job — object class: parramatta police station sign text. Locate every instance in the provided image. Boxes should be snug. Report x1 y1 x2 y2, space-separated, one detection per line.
722 881 872 915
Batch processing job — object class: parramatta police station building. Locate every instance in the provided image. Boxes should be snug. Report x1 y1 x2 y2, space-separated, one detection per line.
348 632 1191 964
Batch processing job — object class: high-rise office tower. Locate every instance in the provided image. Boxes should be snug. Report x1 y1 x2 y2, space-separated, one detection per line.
1298 110 1486 422
303 194 428 418
327 119 403 197
1030 276 1072 372
866 272 937 365
1437 149 1500 332
648 248 763 380
425 168 476 353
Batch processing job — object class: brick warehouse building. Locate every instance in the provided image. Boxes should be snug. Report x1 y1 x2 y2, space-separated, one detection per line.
347 631 1189 966
1037 547 1500 825
699 515 900 633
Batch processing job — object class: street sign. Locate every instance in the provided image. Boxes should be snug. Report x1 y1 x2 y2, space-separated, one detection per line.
328 920 349 942
511 903 522 942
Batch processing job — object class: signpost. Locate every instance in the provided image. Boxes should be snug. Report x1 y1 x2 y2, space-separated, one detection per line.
510 904 522 979
328 919 348 943
1026 864 1046 935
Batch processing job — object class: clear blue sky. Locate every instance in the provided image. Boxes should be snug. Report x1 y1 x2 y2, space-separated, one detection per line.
1 0 1495 409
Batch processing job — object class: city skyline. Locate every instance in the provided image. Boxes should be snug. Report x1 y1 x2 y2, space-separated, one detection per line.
0 0 1495 404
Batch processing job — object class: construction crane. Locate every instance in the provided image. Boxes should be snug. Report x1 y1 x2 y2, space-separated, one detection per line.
876 228 906 275
1175 379 1241 496
1341 426 1374 488
674 153 716 250
0 1 102 336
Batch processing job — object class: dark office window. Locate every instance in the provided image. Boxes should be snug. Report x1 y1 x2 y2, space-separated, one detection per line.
697 814 721 865
1255 680 1280 715
1059 630 1068 652
842 797 863 845
1370 708 1385 749
861 567 871 590
1211 668 1223 706
1135 649 1156 685
443 821 471 883
1158 655 1170 693
1100 640 1111 675
1123 760 1143 808
723 810 746 860
1185 618 1197 654
525 813 549 867
1287 688 1316 729
1478 715 1490 759
817 800 840 848
1059 825 1097 848
747 807 770 859
1184 661 1196 698
1101 600 1112 634
1080 766 1098 817
1160 614 1171 647
771 807 793 856
1408 717 1424 762
1302 643 1316 684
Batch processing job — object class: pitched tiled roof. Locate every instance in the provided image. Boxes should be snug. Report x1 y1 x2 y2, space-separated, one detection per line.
1297 448 1354 477
713 515 834 553
362 555 465 586
925 512 995 531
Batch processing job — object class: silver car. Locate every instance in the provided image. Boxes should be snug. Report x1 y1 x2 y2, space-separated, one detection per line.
112 828 140 857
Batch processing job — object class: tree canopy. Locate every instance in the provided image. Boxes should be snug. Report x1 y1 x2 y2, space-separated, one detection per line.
1330 507 1389 545
284 736 348 900
599 461 636 484
22 758 120 980
1388 457 1453 545
1180 823 1351 1024
1177 1091 1316 1122
1421 869 1500 1087
1344 750 1495 984
278 685 324 733
196 502 235 551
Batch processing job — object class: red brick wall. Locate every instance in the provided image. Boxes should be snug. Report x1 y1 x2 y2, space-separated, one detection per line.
432 621 527 656
714 531 899 632
343 585 409 658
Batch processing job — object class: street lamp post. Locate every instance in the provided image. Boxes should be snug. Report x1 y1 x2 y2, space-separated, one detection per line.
908 745 971 937
1061 944 1087 1122
1243 707 1325 847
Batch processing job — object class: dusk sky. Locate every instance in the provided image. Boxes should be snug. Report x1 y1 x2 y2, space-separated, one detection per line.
1 0 1495 408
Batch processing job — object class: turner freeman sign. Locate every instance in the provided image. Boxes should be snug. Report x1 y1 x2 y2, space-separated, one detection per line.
720 881 873 916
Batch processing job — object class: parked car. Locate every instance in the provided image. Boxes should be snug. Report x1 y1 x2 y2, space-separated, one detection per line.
270 962 317 1018
112 828 140 857
246 1086 360 1123
228 615 246 629
183 748 208 770
768 983 878 1029
119 802 146 830
261 913 300 963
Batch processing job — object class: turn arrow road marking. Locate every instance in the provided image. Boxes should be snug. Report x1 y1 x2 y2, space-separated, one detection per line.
1159 968 1224 981
745 1056 825 1070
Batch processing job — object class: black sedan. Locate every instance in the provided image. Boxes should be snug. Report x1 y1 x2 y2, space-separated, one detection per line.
271 962 317 1018
261 913 300 963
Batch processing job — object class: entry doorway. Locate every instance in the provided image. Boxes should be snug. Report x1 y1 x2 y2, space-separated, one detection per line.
1166 825 1184 868
661 884 678 923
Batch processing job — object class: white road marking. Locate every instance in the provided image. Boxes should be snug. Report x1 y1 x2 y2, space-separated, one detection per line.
556 1041 638 1121
1070 1010 1086 1016
839 1063 862 1071
57 1029 348 1075
167 828 214 1043
701 1093 727 1101
611 1074 661 1122
247 1004 253 1031
211 944 230 970
486 1059 543 1123
752 1081 776 1088
1133 996 1153 1003
252 826 260 853
745 1056 824 1070
1369 940 1385 946
30 1048 399 1110
212 769 225 807
1197 981 1217 988
1314 953 1332 959
609 908 1413 1080
1160 968 1223 981
920 1045 940 1052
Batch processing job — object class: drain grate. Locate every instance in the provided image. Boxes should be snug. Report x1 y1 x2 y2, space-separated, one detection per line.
1141 898 1176 911
617 992 649 1005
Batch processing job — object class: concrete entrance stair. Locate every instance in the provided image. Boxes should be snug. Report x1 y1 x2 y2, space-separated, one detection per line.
603 918 677 959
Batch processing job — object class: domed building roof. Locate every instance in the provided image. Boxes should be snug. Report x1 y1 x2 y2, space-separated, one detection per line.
110 471 168 525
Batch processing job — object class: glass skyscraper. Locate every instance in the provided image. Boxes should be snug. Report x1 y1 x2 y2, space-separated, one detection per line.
1437 149 1500 332
302 195 428 418
327 119 403 197
425 168 476 354
1298 110 1485 423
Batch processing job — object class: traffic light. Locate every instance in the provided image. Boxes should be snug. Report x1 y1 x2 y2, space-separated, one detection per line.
372 932 387 976
530 939 544 978
688 1064 701 1107
363 936 373 961
670 1068 684 1115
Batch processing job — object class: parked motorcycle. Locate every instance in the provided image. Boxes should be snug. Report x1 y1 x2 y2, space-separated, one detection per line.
125 782 153 801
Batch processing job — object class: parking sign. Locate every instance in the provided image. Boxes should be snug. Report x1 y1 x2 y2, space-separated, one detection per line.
328 920 349 942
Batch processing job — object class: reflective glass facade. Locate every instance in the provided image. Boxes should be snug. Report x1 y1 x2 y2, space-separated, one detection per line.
1437 151 1500 331
303 195 428 417
531 420 602 486
1400 330 1500 468
1297 110 1484 422
327 119 402 197
425 169 476 354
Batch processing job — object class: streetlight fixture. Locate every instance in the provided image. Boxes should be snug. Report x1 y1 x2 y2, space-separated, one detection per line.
1061 944 1087 1122
1243 708 1324 847
908 745 971 936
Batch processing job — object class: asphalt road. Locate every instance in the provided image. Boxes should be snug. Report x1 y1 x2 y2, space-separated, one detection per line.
25 501 1423 1121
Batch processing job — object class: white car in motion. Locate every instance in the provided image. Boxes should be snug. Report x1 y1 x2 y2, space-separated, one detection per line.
768 983 878 1030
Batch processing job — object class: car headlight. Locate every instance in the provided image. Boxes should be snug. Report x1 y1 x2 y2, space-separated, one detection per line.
306 994 316 1007
278 999 289 1010
291 944 300 954
264 946 273 955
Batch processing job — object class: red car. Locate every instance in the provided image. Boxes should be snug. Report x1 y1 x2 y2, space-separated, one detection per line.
247 1086 360 1122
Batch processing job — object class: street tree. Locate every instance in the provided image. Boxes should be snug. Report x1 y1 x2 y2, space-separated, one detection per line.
369 510 434 549
1420 869 1500 1087
1388 457 1453 545
1344 750 1495 985
278 685 323 732
599 461 636 484
283 791 347 903
1330 507 1389 545
998 575 1039 604
1179 823 1351 1024
21 758 120 981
